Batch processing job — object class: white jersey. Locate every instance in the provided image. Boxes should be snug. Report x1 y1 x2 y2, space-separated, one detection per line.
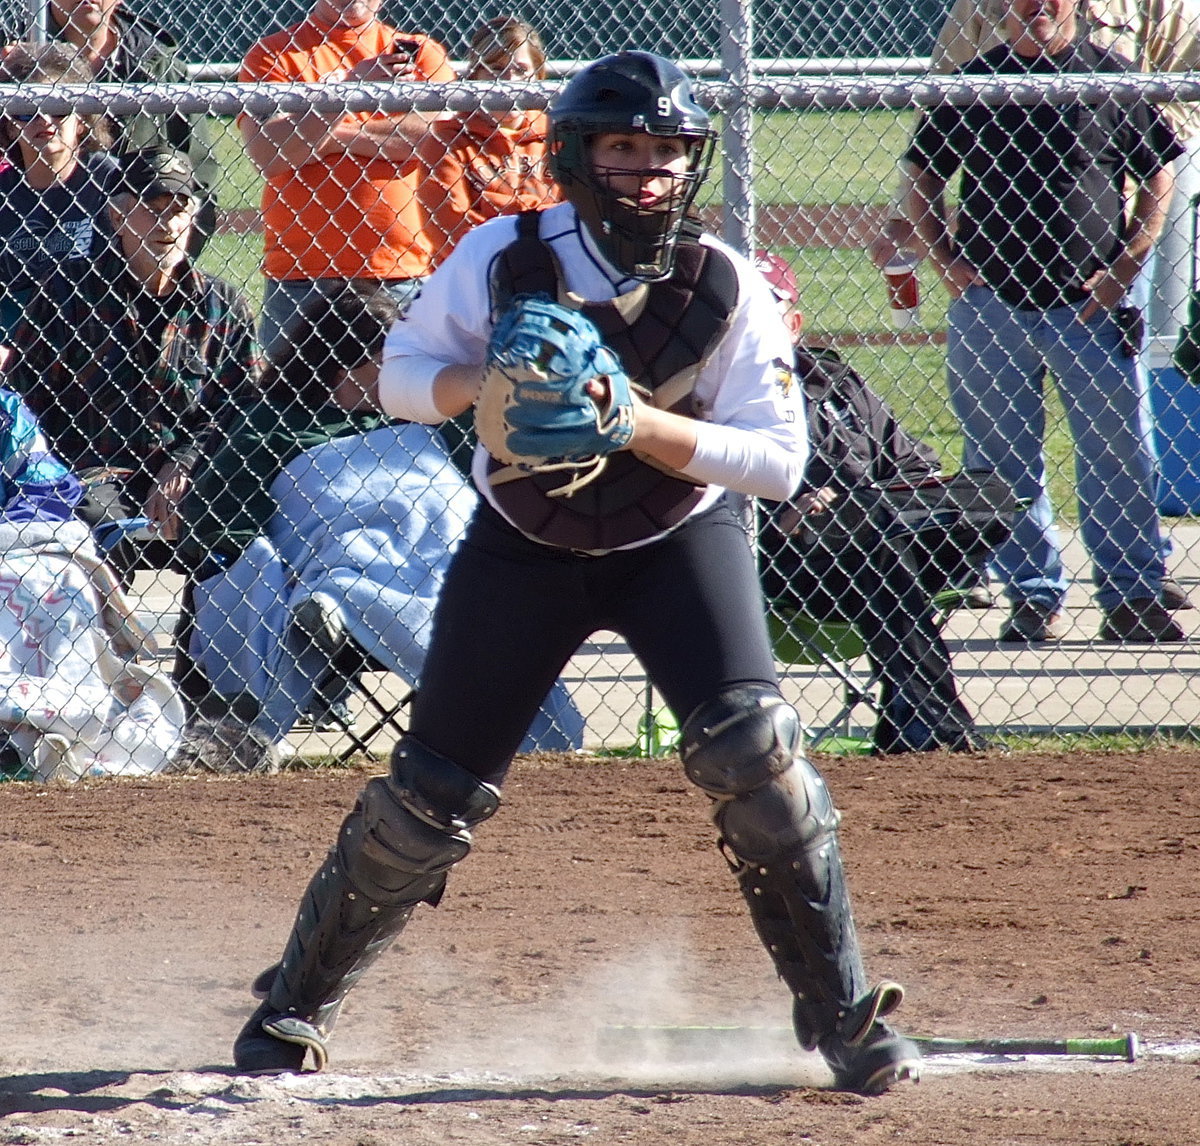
380 202 807 533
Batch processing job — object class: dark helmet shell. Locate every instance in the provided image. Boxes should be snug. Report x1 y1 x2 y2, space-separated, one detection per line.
548 50 712 146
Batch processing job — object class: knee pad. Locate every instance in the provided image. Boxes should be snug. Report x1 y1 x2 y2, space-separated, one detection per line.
388 735 502 833
681 686 841 867
714 756 839 866
680 684 802 796
338 737 501 906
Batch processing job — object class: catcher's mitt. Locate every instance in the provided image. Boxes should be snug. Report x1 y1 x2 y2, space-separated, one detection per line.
477 295 636 488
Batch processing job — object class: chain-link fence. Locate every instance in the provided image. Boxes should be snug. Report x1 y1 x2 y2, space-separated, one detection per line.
0 0 950 66
0 0 1198 780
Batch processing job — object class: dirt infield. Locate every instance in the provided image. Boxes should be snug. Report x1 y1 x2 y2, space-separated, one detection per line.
2 745 1199 1145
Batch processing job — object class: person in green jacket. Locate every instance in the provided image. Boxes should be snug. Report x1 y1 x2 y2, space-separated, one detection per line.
176 282 396 730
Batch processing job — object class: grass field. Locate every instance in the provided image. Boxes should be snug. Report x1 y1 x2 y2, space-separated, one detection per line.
196 230 263 298
208 116 260 211
210 108 921 210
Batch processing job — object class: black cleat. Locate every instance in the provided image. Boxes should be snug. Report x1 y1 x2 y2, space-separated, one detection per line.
233 1000 314 1074
820 1021 922 1094
801 982 922 1095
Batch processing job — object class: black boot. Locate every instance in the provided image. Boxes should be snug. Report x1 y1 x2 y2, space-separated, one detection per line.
231 737 501 1074
232 841 425 1073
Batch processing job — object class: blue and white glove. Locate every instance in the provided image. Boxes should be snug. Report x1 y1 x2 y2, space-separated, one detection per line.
477 294 636 472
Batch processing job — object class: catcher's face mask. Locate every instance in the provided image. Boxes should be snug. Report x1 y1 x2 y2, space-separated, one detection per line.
549 50 715 281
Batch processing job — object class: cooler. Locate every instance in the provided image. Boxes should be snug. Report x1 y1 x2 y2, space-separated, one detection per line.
1148 338 1200 516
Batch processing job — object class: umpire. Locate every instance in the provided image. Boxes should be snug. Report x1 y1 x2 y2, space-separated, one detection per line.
231 51 921 1095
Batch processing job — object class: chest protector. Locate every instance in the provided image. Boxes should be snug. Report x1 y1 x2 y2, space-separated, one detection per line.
486 211 739 552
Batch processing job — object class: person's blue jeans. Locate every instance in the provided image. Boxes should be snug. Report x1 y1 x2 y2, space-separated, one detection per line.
259 277 425 351
1120 257 1174 569
947 285 1166 612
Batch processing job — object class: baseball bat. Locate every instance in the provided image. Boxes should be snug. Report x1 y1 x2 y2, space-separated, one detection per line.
596 1026 1139 1062
911 1033 1139 1061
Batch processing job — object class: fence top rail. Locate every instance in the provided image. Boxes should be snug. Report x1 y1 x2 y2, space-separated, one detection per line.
734 72 1200 110
2 72 1200 116
183 56 937 82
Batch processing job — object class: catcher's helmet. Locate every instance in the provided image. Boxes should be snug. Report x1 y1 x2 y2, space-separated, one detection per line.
549 51 715 281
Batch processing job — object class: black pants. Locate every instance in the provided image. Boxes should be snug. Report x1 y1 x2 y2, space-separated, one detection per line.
410 499 779 785
762 524 977 754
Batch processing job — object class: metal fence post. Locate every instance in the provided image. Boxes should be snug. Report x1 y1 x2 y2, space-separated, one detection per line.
719 0 756 255
27 0 48 43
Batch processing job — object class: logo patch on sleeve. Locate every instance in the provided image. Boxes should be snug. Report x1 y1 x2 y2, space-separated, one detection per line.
772 357 796 398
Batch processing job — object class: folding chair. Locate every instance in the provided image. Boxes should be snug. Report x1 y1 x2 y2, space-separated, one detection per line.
288 594 413 765
767 603 879 751
632 585 979 759
768 586 981 753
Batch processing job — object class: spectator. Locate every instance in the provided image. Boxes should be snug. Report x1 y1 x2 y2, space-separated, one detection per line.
871 0 1200 343
0 385 185 781
0 44 116 360
178 285 584 753
178 284 443 746
927 0 1200 346
238 0 456 348
871 0 1199 616
870 0 1200 615
181 286 397 572
754 254 993 755
21 0 220 253
419 16 558 264
6 146 259 585
902 0 1187 643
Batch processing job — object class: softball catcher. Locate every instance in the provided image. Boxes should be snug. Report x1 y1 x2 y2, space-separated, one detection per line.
232 50 920 1095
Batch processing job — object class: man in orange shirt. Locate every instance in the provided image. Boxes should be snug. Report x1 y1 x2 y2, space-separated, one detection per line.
239 0 455 348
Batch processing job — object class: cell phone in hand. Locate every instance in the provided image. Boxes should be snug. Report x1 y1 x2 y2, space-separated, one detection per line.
394 37 421 55
1113 305 1144 359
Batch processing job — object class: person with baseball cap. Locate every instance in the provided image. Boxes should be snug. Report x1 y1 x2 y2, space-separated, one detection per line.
115 145 202 200
230 51 921 1096
2 0 220 255
7 146 260 585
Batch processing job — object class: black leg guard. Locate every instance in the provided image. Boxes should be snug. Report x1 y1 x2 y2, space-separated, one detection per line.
233 737 500 1073
681 685 920 1094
